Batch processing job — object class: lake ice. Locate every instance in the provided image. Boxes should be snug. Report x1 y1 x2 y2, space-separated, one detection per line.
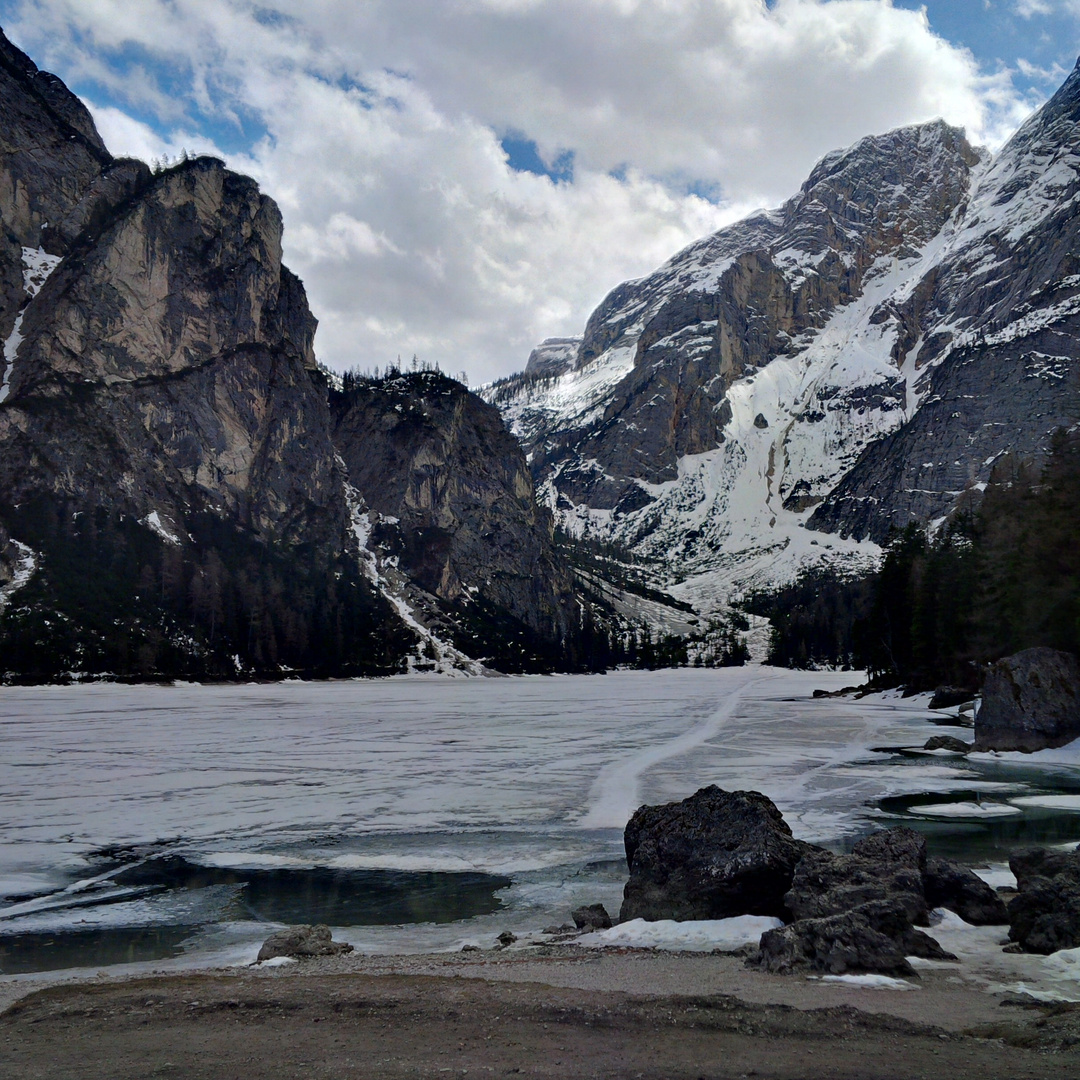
2 667 1080 994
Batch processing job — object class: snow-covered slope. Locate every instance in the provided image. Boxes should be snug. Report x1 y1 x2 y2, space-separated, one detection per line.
484 121 985 606
811 58 1080 540
485 62 1080 611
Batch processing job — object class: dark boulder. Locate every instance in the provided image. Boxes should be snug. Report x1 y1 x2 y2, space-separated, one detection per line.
1011 847 1080 888
256 924 353 962
851 827 927 873
751 899 953 976
975 648 1080 752
620 786 814 922
784 848 928 926
1007 846 1080 954
923 735 971 753
929 687 975 710
924 857 1009 925
571 903 612 930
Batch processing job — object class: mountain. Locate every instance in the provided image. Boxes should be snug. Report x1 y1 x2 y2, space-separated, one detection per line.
485 66 1080 613
0 28 578 680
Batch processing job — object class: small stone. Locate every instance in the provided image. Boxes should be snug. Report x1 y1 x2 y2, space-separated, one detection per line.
497 931 517 946
571 904 612 930
256 924 353 963
922 735 971 753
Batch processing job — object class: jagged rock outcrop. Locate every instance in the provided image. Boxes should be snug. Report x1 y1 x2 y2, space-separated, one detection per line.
1 157 336 543
812 62 1080 541
783 848 928 926
974 647 1080 752
0 28 111 352
752 898 954 976
0 32 110 237
851 827 928 873
620 799 979 974
486 121 984 599
924 857 1008 926
525 338 579 379
256 924 354 962
0 147 407 677
0 28 581 680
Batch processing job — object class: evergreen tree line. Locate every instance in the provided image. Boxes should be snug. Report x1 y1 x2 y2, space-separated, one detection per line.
750 428 1080 690
0 499 413 681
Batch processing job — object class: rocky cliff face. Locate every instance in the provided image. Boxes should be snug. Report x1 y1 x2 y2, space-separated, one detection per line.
1 157 338 547
0 28 580 680
487 67 1080 608
332 370 574 636
488 121 986 604
331 369 578 669
0 29 112 352
810 61 1080 541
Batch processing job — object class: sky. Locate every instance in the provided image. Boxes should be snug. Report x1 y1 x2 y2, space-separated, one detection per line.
1 1 1077 384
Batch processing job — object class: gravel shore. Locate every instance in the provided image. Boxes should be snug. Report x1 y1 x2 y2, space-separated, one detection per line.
3 945 1079 1078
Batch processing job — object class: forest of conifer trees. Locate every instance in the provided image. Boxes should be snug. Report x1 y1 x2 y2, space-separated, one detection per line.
753 428 1080 690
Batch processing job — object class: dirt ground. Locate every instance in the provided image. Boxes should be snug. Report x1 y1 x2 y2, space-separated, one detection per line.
2 961 1079 1080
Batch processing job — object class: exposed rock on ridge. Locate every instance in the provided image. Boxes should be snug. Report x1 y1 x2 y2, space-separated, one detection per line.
486 121 986 602
811 59 1080 540
0 28 112 350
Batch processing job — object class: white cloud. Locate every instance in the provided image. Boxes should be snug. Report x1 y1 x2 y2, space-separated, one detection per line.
1014 0 1080 17
1014 1 1054 15
1 0 1040 381
87 104 224 165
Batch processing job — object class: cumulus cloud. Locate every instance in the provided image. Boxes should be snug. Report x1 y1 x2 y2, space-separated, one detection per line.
0 0 1038 381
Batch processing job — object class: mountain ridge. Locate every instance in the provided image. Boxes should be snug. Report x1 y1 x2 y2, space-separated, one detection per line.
484 72 1080 613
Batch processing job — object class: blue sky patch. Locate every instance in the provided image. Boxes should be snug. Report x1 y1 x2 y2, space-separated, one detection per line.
900 1 1079 98
501 132 575 183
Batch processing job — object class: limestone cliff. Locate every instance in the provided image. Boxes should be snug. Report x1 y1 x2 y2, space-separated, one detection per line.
0 27 580 679
809 60 1080 541
332 369 575 652
488 121 985 602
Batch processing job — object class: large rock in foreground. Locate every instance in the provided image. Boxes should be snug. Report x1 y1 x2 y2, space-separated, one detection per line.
1008 846 1080 954
620 786 813 922
975 647 1080 752
925 857 1009 926
783 848 928 926
752 899 955 976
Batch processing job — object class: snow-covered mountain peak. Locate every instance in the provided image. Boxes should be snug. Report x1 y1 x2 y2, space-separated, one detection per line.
484 82 1080 614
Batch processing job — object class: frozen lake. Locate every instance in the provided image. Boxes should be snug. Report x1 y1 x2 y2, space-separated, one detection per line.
2 668 1080 977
